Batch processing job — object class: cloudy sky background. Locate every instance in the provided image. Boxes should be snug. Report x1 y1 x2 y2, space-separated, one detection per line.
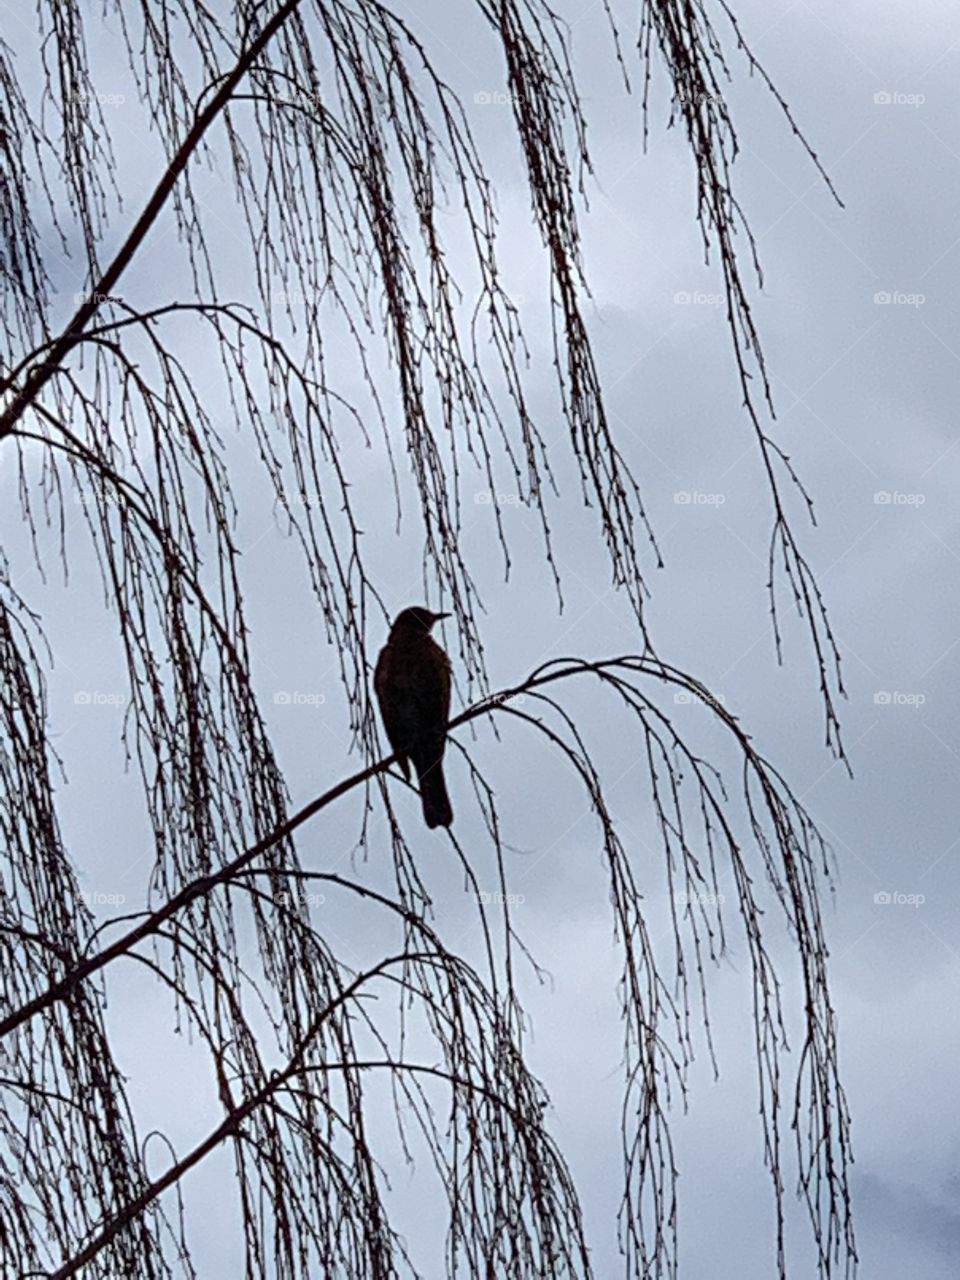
4 0 960 1275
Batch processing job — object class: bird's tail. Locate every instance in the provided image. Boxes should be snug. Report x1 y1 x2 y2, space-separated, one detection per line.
414 757 453 829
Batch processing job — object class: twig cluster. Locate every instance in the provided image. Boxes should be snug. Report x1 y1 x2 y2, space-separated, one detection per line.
0 2 854 1277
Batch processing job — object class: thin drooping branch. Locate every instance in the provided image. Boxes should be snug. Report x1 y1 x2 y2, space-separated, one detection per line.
1 0 846 734
0 739 392 1044
0 659 718 1040
0 0 309 436
639 0 847 759
1 656 854 1278
46 953 420 1280
0 571 184 1277
0 3 855 1276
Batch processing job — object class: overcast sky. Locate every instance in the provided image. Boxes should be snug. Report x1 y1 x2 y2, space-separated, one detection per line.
4 0 960 1276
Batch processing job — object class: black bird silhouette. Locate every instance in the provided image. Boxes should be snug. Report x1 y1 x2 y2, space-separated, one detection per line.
374 606 453 829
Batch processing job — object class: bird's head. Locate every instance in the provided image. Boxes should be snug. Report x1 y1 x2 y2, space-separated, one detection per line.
390 606 449 635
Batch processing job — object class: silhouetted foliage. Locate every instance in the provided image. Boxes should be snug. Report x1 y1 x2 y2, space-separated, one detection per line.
0 2 853 1277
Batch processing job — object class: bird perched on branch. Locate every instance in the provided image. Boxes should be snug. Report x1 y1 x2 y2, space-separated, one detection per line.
374 606 453 829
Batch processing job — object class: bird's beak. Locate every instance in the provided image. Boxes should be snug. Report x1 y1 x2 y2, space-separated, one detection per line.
432 612 450 622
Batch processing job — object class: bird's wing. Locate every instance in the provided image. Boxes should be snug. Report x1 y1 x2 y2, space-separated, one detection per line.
416 640 451 743
436 644 451 724
374 644 411 778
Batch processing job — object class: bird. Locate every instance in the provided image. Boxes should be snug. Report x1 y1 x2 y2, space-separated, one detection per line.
374 606 454 829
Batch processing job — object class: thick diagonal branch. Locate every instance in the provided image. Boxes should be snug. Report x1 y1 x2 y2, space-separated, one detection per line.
0 0 306 440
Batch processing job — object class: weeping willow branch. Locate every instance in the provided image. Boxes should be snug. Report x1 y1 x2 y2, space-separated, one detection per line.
0 0 309 434
1 2 855 1277
1 0 846 728
2 658 854 1278
44 953 430 1280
